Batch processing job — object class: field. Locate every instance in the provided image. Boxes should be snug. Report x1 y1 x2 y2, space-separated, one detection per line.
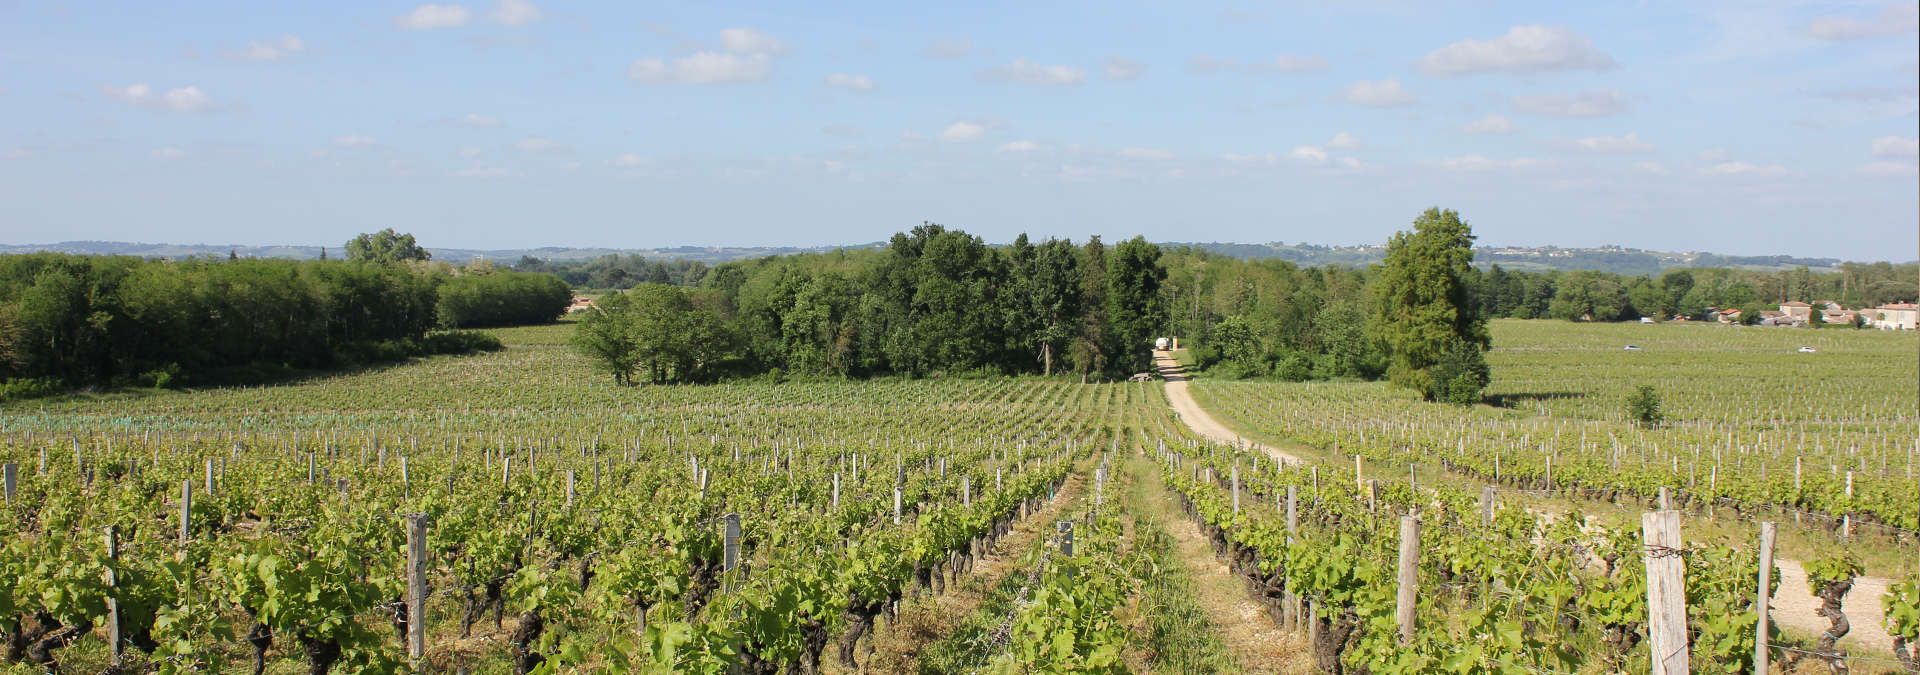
1 319 1916 672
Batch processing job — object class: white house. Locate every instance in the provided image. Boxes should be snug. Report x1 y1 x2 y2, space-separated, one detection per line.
1869 303 1918 330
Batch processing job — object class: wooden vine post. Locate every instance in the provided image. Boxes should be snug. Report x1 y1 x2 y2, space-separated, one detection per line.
1642 510 1687 674
2 462 14 504
104 525 122 665
1754 521 1775 673
1395 515 1419 644
722 513 742 591
405 514 428 665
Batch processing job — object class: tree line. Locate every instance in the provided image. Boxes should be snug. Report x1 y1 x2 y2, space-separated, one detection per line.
0 233 573 397
573 213 1491 406
575 223 1168 384
1478 262 1917 323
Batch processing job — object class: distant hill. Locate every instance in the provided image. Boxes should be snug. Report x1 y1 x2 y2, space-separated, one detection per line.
0 241 885 265
1 240 1900 273
1164 242 1880 275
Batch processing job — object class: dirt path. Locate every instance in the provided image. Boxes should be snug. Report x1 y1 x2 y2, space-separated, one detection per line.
1152 350 1901 663
848 467 1090 674
1130 457 1315 674
1154 351 1300 465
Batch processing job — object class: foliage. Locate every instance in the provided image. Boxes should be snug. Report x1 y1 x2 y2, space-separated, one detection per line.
1370 207 1490 402
344 228 430 264
1804 554 1863 596
436 270 572 328
573 284 737 384
1625 385 1663 428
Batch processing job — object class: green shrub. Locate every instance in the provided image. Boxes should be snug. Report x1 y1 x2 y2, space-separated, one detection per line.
1626 385 1663 428
424 330 505 355
0 377 62 402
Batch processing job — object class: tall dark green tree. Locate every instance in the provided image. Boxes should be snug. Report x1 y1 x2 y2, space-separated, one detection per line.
345 229 431 264
1105 236 1167 374
1007 236 1083 376
1369 208 1489 402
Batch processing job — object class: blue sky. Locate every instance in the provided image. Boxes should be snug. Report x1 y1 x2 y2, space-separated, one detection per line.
1 1 1915 258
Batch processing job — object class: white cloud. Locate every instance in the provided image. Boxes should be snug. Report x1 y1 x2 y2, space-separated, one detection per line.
822 124 863 138
1633 161 1669 175
981 59 1085 86
239 36 305 62
1419 25 1614 76
1859 161 1918 176
1189 54 1327 73
1871 135 1918 157
940 121 986 142
489 0 542 26
106 84 216 112
998 140 1039 152
825 73 874 91
719 27 786 55
1571 132 1654 153
458 147 484 158
452 166 513 178
1221 152 1277 165
1335 157 1365 171
395 4 471 30
1701 161 1788 177
628 52 772 85
1808 4 1919 40
612 153 647 167
1289 146 1328 163
515 136 562 152
4 148 29 160
1342 79 1415 107
457 113 501 127
1462 114 1515 134
1104 57 1147 80
1261 55 1329 73
1442 155 1538 171
1117 147 1174 160
150 147 186 160
1512 89 1628 117
332 135 378 148
1326 131 1360 149
924 39 973 59
629 29 784 85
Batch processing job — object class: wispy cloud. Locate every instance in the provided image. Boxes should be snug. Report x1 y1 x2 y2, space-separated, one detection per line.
629 28 784 85
105 84 217 112
1870 135 1918 157
1571 132 1654 153
1419 25 1613 76
1701 161 1788 177
1807 4 1919 40
235 36 304 62
395 4 471 30
941 121 986 142
1190 54 1327 74
980 59 1085 86
1104 57 1147 81
825 73 874 91
1512 89 1629 117
489 0 543 26
1342 79 1416 107
1462 114 1515 134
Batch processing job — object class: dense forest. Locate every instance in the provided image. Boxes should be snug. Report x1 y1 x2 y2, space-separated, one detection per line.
0 239 573 397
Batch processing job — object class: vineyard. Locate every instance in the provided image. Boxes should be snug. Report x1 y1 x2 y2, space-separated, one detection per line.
1 318 1917 673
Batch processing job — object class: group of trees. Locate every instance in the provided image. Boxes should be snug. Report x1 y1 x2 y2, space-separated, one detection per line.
0 232 572 396
1167 208 1487 403
574 223 1167 384
1479 263 1917 323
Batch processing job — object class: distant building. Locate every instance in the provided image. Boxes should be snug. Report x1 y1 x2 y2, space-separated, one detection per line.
1868 303 1918 330
1779 301 1813 322
1715 308 1742 324
567 296 595 313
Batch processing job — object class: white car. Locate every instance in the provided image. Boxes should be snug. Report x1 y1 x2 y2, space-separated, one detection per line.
1797 346 1817 353
1623 345 1642 351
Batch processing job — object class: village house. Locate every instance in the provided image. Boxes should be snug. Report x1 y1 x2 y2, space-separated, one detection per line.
1867 302 1918 330
1715 308 1742 324
566 296 595 313
1778 301 1813 322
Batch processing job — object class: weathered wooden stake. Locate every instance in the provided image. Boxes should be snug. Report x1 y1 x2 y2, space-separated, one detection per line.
1058 520 1073 556
1642 510 1688 674
1395 515 1419 644
2 463 15 503
104 526 122 663
405 514 428 664
722 514 742 590
179 480 192 544
1480 486 1495 525
1755 521 1775 673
